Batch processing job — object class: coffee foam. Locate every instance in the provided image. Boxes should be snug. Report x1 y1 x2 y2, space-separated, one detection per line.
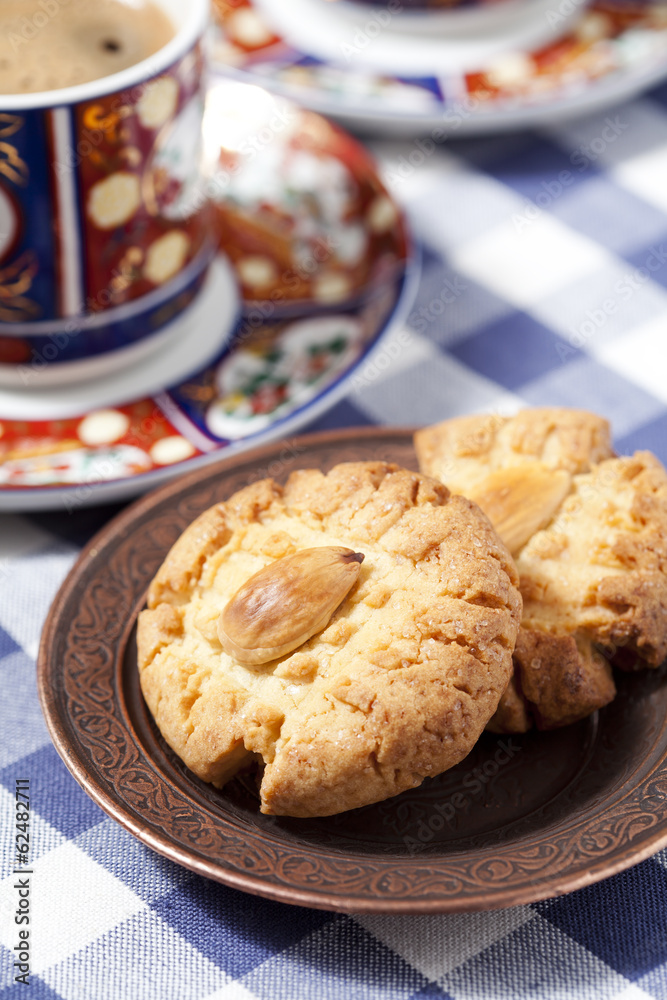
0 0 175 95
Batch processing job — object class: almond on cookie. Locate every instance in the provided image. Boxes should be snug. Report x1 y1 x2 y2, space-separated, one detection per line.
137 461 521 816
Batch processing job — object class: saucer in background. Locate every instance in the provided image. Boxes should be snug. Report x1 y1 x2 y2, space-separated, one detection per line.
208 0 667 135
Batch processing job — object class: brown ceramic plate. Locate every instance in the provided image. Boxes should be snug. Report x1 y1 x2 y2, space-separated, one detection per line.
38 427 667 913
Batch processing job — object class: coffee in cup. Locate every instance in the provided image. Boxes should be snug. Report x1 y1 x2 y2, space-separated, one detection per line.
0 0 176 94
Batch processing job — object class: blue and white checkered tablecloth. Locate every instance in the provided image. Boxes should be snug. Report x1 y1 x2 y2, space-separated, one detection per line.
3 80 667 1000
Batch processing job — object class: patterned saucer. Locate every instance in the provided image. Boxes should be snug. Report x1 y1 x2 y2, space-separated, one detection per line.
0 80 417 511
209 0 667 134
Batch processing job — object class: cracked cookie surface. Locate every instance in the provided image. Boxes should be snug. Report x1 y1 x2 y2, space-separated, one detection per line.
137 461 521 817
416 409 667 731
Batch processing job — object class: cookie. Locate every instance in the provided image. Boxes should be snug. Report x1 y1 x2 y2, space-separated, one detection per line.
137 461 521 817
518 450 667 665
486 631 616 732
416 409 667 730
415 408 614 495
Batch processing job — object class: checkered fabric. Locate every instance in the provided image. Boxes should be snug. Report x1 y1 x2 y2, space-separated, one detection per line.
3 84 667 1000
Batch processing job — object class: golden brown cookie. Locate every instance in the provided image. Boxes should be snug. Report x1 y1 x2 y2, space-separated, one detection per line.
518 450 667 668
415 408 614 497
487 631 615 732
416 409 667 731
137 461 521 817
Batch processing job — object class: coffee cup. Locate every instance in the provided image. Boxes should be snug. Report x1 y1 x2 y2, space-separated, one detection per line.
0 0 217 388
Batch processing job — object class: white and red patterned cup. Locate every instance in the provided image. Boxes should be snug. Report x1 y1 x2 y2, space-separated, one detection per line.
0 0 216 387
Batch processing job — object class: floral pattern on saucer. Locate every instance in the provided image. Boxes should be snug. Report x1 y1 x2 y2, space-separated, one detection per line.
209 0 667 128
167 313 371 441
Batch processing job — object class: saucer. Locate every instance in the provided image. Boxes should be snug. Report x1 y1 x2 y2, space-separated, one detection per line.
0 255 238 412
0 80 418 511
209 0 667 135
